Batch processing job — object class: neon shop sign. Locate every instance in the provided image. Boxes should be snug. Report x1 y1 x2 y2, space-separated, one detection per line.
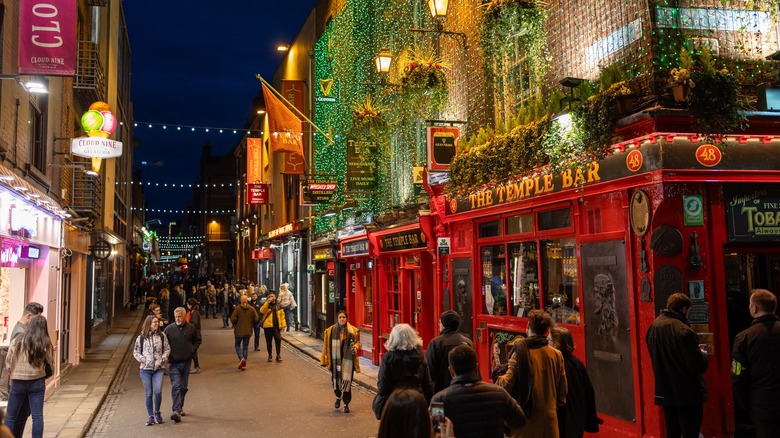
0 244 21 267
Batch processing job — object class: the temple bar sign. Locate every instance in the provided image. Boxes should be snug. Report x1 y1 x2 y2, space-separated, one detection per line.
427 127 459 172
726 187 780 242
378 229 426 252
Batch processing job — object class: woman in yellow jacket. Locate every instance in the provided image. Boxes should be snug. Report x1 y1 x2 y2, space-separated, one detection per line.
320 311 360 413
259 292 286 362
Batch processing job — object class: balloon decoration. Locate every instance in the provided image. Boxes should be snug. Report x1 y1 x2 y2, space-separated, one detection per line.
80 101 117 174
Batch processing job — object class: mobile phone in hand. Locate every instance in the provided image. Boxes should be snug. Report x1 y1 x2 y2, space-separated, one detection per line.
430 402 445 433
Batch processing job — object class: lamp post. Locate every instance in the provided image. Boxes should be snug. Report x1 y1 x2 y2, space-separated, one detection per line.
427 0 449 19
375 48 393 74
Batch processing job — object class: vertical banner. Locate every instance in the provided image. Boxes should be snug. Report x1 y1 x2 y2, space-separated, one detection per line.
282 80 307 175
427 126 459 171
19 0 77 76
346 138 377 191
246 138 262 183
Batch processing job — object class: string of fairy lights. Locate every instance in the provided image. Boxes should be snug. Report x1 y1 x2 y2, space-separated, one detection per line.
116 181 240 188
131 207 236 214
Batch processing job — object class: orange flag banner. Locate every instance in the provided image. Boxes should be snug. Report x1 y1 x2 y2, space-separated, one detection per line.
262 83 304 157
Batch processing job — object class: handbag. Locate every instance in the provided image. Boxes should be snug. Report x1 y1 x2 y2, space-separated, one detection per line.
44 360 53 379
371 393 385 420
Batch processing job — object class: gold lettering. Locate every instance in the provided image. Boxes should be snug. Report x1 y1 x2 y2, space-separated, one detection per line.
496 187 506 203
588 162 601 183
534 177 544 195
524 179 534 197
543 174 554 193
562 170 573 189
742 206 757 232
485 190 494 206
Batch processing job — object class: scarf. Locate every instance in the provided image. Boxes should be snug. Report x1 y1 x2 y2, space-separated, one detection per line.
330 324 354 393
512 335 548 418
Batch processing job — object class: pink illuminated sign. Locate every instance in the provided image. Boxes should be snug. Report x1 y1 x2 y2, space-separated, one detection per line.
0 245 21 267
19 0 77 76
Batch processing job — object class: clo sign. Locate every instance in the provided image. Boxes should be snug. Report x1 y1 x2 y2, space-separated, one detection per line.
29 2 64 48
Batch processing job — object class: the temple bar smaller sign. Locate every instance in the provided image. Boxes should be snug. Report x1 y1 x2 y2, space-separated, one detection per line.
725 187 780 242
268 222 299 239
427 127 459 171
378 229 426 252
247 183 268 205
342 239 369 257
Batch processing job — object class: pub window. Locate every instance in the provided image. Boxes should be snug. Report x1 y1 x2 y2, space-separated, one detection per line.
480 245 507 315
508 242 538 317
541 238 579 324
385 256 401 328
506 213 533 235
538 207 572 231
479 220 501 238
363 273 373 326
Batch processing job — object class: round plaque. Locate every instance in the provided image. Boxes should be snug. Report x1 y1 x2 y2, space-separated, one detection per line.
630 190 651 236
91 239 112 260
649 225 683 257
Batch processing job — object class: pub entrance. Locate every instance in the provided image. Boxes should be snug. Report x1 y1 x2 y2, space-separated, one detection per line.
723 248 780 437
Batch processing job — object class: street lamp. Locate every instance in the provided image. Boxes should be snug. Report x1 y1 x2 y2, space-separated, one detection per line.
0 75 48 93
375 48 393 74
427 0 449 19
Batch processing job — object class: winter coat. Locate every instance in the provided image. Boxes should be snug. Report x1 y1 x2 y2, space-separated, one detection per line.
320 323 361 373
557 353 600 438
259 301 286 330
731 314 780 420
431 372 526 438
497 339 567 438
230 304 259 337
163 322 201 363
375 346 433 416
646 309 708 407
186 307 201 332
133 331 170 371
425 328 474 393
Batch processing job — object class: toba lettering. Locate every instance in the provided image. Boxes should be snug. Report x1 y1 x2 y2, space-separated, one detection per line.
31 3 63 48
740 206 780 232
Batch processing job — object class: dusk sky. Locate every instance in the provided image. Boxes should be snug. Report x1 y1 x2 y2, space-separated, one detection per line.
123 1 314 226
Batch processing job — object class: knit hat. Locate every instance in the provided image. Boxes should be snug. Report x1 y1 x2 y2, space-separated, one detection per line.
440 310 461 329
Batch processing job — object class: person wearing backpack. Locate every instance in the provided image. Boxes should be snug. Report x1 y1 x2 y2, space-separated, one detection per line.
133 315 170 426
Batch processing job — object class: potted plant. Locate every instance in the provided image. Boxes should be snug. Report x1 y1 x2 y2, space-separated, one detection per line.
669 49 693 103
686 46 744 140
351 94 386 132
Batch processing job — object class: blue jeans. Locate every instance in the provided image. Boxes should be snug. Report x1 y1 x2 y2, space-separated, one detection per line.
283 305 294 331
207 303 216 316
235 336 249 360
139 369 164 416
253 324 261 349
221 306 230 327
168 361 191 413
4 377 45 438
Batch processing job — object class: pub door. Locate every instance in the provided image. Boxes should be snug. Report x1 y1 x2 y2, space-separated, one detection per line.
723 248 780 437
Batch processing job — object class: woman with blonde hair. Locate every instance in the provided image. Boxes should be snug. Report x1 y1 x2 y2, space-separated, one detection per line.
372 323 433 419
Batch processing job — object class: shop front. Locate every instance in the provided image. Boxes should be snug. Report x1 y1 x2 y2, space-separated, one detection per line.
369 222 436 357
0 184 63 391
339 230 375 361
433 132 780 437
310 240 336 339
262 222 308 330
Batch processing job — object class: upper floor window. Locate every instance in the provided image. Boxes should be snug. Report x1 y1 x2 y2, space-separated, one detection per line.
28 96 47 173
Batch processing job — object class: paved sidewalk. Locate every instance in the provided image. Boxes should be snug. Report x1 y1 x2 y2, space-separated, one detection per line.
281 329 379 392
42 308 145 438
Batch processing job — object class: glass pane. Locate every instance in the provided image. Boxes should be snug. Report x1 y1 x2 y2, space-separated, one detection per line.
364 275 373 326
538 208 572 230
506 214 533 235
479 221 501 238
508 242 539 317
480 245 507 315
541 238 580 324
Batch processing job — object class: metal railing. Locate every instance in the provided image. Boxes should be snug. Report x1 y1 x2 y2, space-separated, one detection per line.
74 41 107 107
71 171 102 219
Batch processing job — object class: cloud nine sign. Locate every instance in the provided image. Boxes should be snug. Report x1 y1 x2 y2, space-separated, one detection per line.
70 136 123 159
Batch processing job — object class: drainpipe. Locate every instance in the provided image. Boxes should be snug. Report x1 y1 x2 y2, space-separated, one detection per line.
13 98 20 168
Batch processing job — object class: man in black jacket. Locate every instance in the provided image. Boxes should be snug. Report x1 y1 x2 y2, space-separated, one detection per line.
731 289 780 438
646 293 708 438
164 307 202 423
431 345 525 438
426 310 474 393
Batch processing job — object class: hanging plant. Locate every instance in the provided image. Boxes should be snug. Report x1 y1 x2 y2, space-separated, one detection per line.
574 81 630 156
400 45 449 90
351 94 386 131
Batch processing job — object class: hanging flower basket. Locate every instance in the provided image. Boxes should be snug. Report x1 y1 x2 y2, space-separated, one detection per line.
351 94 386 131
400 45 449 91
